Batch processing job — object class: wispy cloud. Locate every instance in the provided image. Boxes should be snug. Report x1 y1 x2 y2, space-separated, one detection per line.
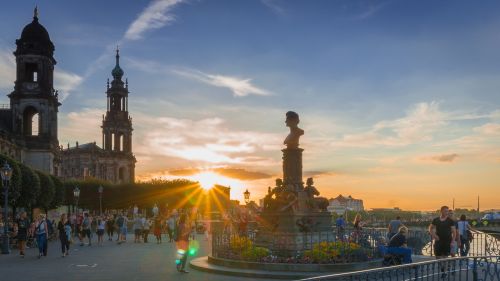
418 153 459 163
124 0 185 41
54 69 83 101
261 0 286 16
0 48 15 91
173 68 272 97
352 1 389 20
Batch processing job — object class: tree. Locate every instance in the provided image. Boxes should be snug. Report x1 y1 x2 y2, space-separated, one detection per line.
17 164 41 210
0 153 22 207
34 171 55 212
50 175 64 209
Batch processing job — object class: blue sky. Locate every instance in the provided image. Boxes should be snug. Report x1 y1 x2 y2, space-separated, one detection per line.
0 0 499 210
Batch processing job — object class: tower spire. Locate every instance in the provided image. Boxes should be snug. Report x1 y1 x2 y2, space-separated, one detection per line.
111 47 124 80
115 46 120 66
34 5 39 20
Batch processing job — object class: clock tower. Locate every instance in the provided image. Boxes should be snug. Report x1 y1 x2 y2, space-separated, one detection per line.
8 8 60 174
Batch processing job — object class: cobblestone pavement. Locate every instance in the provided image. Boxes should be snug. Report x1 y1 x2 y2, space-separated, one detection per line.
0 234 276 281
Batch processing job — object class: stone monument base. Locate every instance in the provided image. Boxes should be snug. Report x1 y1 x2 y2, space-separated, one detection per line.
255 211 333 255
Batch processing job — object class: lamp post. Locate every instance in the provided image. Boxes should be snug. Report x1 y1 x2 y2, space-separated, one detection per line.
243 189 250 205
73 186 80 235
1 162 13 254
98 185 103 215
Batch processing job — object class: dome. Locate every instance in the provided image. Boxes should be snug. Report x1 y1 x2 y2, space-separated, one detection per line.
112 49 124 80
20 17 52 45
15 13 55 59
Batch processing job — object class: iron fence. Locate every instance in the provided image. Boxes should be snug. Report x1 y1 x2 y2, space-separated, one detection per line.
211 226 499 261
298 256 500 281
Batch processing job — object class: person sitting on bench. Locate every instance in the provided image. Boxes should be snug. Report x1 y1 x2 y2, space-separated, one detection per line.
387 226 412 263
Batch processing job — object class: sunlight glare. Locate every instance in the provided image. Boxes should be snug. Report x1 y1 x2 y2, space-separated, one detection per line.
193 172 220 190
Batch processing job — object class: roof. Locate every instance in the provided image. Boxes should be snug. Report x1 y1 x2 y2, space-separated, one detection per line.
15 11 55 59
64 142 102 151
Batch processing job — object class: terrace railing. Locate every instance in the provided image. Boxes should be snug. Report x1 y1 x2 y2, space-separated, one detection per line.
298 256 500 281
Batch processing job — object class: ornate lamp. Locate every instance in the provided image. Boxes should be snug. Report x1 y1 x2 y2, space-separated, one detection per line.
244 189 250 205
1 162 13 254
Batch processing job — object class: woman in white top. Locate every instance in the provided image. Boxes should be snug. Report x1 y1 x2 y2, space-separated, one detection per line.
457 214 472 256
97 217 106 246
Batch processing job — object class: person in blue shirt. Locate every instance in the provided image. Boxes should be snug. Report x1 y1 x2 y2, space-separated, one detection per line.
335 215 346 240
387 226 412 263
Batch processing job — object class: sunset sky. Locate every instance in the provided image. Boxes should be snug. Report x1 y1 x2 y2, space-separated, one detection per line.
0 1 499 210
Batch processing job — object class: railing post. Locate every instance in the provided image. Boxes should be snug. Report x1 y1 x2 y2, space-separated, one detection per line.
472 257 478 281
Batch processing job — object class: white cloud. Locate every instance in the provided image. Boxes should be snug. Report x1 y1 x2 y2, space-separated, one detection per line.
124 0 185 41
0 48 15 91
173 68 272 97
261 0 286 16
334 101 447 147
55 69 83 101
0 48 82 101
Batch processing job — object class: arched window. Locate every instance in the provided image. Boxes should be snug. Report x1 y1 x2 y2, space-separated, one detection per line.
120 135 124 151
23 106 39 136
111 133 115 151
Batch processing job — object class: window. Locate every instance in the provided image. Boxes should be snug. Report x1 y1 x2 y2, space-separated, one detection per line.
25 63 38 82
23 106 39 136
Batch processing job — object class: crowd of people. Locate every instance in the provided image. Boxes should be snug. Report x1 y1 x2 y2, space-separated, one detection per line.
2 205 204 273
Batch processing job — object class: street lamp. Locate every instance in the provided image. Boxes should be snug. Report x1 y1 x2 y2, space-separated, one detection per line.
243 189 250 205
98 185 103 215
1 162 13 254
73 186 80 235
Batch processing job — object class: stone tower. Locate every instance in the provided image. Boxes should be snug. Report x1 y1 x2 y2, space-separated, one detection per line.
101 48 135 182
8 8 60 174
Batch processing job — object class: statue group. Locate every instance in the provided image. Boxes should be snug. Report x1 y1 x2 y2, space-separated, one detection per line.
257 111 332 237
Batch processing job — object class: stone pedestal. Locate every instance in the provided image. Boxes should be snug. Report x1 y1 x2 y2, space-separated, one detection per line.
282 148 303 191
256 211 333 255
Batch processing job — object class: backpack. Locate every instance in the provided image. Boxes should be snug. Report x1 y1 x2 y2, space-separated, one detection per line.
117 217 124 227
46 219 53 234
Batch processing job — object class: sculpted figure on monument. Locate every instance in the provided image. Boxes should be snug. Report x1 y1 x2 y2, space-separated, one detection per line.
284 111 304 149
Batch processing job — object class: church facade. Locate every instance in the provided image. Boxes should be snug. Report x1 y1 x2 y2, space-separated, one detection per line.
59 49 136 184
0 10 135 183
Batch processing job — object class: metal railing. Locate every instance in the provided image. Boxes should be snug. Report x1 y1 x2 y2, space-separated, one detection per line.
211 226 499 262
298 256 500 281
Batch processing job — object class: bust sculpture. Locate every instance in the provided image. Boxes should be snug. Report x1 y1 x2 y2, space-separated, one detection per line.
284 111 304 149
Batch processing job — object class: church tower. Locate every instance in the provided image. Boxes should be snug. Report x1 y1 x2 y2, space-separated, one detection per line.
101 49 135 182
8 8 60 174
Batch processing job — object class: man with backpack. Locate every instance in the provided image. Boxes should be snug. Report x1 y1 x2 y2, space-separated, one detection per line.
81 213 92 246
116 213 128 244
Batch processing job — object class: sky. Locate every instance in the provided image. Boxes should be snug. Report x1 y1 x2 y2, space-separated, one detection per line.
0 0 499 211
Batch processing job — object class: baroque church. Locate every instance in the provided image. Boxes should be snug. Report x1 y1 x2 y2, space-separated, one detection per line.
0 9 135 183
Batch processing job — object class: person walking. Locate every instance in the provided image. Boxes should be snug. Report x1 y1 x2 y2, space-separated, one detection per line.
81 213 92 246
106 214 115 241
117 213 128 244
57 214 71 257
142 216 151 243
97 216 106 246
352 214 363 244
154 217 162 244
457 214 473 256
15 211 30 258
175 213 190 273
133 215 142 243
335 215 346 241
167 215 176 242
35 214 49 258
447 210 461 257
429 206 456 259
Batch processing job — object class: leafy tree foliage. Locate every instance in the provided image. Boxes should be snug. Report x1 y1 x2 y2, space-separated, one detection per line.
34 170 55 211
0 154 21 206
17 163 41 209
49 175 64 209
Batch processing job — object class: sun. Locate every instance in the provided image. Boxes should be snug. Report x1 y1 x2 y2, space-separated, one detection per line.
192 172 220 190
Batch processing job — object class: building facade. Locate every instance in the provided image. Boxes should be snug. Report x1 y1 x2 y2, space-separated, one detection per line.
0 10 136 183
59 49 136 184
0 10 61 174
327 194 364 214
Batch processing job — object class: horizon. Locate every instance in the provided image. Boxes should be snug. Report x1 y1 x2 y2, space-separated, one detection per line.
0 1 499 211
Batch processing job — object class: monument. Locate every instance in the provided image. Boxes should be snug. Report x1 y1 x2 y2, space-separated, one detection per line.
256 111 332 253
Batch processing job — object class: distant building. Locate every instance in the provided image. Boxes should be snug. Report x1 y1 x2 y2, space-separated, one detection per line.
59 49 136 184
327 194 364 214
